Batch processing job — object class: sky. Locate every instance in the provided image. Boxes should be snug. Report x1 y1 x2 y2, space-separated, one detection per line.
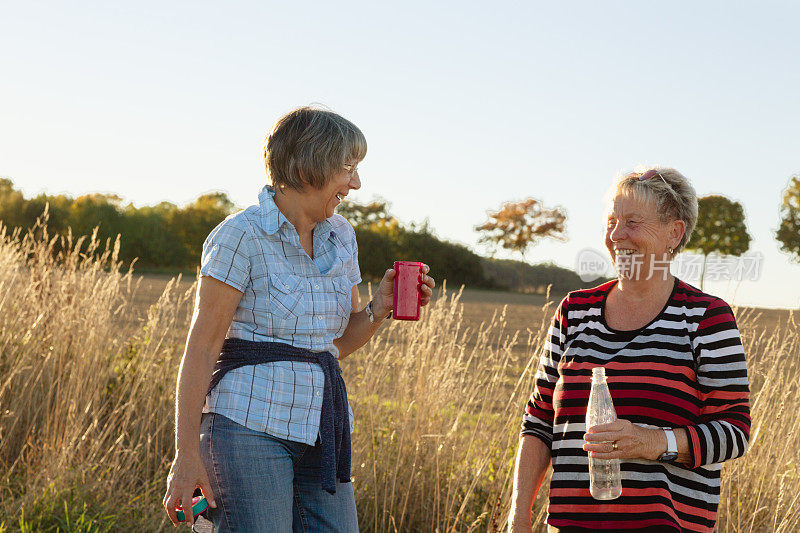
2 1 799 308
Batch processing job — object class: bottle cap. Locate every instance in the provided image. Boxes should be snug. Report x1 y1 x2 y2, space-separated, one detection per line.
591 367 606 379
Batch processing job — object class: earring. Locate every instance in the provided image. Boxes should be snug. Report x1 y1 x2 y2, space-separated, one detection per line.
668 246 674 254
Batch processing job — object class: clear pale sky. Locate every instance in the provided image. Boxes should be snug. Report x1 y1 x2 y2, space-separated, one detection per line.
2 1 799 308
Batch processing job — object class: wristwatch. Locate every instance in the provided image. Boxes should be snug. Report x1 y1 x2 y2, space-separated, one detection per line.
365 300 391 324
657 428 678 463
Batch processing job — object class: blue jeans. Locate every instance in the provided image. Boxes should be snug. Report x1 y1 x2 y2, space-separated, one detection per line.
199 413 359 532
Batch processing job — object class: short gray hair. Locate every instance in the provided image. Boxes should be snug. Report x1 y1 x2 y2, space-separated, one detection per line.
264 106 367 191
612 167 699 253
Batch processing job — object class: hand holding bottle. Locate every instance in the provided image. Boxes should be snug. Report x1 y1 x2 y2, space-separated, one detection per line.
584 418 669 462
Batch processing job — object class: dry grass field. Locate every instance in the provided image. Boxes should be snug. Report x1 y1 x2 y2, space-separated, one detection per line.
1 226 798 532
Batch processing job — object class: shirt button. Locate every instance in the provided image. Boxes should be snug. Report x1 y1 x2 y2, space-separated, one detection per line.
314 284 320 290
317 315 324 321
316 391 321 397
283 284 289 289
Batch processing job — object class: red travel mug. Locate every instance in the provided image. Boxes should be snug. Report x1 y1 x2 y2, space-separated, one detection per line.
393 261 423 321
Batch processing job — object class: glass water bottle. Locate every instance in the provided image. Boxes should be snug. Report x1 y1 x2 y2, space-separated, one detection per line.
586 366 622 500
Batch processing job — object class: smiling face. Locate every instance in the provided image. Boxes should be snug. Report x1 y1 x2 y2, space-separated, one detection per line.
605 195 684 281
304 163 362 222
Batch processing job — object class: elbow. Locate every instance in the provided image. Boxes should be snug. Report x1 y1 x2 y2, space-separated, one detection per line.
737 427 751 459
181 339 223 376
725 423 751 462
333 339 351 360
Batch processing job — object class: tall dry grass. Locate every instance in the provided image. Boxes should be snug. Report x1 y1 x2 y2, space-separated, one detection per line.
0 219 195 530
0 222 797 531
341 284 548 532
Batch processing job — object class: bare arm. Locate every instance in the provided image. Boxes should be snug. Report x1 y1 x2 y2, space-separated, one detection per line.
333 282 390 360
163 276 243 526
334 266 435 359
508 435 551 532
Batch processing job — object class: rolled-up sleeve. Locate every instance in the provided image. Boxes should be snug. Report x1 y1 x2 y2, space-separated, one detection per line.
521 298 568 448
200 217 251 293
684 299 751 468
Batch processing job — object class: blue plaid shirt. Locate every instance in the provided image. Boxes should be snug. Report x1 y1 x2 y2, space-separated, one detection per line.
200 185 361 445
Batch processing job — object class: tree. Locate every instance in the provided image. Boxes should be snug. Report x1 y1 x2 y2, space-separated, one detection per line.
121 202 189 268
685 195 751 289
69 193 125 239
337 197 395 228
475 198 567 288
776 175 800 262
0 178 26 229
171 192 237 265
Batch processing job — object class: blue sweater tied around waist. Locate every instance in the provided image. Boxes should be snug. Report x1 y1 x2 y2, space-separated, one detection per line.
207 337 351 494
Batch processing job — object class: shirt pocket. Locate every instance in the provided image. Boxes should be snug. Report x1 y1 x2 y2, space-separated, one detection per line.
268 272 307 319
333 277 353 317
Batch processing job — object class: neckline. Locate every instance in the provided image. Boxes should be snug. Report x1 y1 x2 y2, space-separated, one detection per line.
259 185 334 239
600 277 679 338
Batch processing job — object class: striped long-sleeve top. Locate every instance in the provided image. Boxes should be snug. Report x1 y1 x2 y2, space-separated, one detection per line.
522 278 750 532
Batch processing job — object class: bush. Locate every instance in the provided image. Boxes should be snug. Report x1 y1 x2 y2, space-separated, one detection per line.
355 223 496 289
0 179 234 270
481 257 602 294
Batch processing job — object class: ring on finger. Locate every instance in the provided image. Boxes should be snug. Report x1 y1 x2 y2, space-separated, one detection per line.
611 441 618 451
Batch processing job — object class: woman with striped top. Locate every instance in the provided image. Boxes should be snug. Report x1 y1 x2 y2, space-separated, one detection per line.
162 107 436 531
508 168 750 532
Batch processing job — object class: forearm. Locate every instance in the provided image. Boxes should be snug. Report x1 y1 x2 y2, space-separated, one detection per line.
640 426 691 464
509 435 551 526
681 418 750 467
173 276 242 454
645 422 748 468
334 303 388 359
174 340 219 454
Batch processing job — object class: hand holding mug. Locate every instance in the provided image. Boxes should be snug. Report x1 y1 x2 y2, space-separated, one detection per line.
374 263 435 321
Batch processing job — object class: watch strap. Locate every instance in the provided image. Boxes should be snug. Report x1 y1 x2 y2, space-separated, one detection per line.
366 300 391 323
664 428 677 453
658 429 679 463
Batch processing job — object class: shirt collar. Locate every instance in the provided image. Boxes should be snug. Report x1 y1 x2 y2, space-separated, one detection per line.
258 185 335 239
258 185 288 235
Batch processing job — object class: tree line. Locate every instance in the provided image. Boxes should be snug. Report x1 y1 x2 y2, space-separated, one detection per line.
3 174 798 292
305 197 591 293
0 178 588 293
0 178 235 269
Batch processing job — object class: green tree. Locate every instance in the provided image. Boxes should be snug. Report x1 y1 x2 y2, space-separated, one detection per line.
776 175 800 262
397 223 491 288
685 195 751 289
18 192 73 235
337 197 395 227
0 178 27 229
482 257 596 293
340 197 401 280
121 202 189 268
353 224 402 280
475 198 567 288
68 193 125 239
171 192 237 266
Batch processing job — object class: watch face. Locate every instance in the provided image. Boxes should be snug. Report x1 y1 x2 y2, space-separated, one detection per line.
658 451 679 463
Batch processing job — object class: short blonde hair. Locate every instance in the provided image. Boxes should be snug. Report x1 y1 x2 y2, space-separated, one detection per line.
611 167 699 253
264 106 367 191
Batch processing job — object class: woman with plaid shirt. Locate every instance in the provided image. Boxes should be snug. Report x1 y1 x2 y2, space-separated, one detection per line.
162 107 435 531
